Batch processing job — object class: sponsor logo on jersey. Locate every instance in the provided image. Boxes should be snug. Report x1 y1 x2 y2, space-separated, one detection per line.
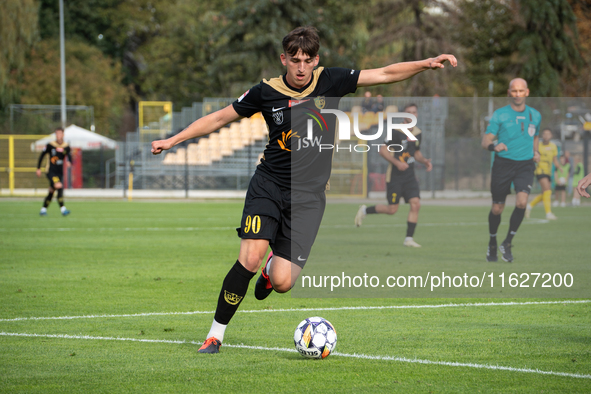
288 99 310 108
224 290 243 305
400 151 411 163
237 89 250 102
278 130 299 151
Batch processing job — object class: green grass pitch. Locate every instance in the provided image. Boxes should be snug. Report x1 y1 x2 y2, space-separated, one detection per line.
1 200 590 393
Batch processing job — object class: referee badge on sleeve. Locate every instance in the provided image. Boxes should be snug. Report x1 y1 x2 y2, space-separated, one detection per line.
528 124 536 137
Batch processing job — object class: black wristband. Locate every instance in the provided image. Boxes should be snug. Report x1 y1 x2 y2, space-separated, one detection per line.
487 143 495 152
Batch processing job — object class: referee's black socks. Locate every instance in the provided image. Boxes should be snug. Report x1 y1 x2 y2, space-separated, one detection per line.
488 210 501 246
504 207 525 244
213 260 256 325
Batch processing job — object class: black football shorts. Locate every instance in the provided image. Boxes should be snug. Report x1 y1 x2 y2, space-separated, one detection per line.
386 173 420 205
490 156 535 204
46 172 63 188
237 173 325 268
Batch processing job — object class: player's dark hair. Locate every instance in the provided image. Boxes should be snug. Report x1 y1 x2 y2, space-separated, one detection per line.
54 127 64 133
282 26 320 57
403 103 418 111
542 128 553 134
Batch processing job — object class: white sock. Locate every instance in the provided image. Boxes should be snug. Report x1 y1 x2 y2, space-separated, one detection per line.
40 207 47 213
265 256 273 275
405 237 413 242
362 206 367 215
206 319 227 342
60 206 67 213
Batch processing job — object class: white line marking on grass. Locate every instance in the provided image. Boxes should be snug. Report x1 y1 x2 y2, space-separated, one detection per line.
1 332 589 380
0 227 237 232
0 219 549 233
1 300 588 322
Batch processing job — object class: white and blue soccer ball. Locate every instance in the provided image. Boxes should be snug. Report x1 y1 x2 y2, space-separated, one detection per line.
293 317 337 359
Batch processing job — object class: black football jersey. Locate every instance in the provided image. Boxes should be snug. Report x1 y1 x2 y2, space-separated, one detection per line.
384 127 422 181
232 67 360 192
37 141 72 174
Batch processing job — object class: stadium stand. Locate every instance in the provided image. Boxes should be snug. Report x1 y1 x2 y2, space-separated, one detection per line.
162 113 268 166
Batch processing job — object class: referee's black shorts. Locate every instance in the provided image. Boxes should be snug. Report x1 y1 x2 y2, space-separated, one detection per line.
236 173 325 268
490 156 535 204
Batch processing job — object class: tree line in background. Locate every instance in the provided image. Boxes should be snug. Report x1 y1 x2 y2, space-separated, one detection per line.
1 0 589 138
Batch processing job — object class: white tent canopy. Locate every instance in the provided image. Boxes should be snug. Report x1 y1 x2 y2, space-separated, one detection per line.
31 124 117 151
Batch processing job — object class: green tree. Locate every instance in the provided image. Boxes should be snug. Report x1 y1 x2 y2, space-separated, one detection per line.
0 0 39 108
511 0 583 96
453 0 514 97
363 0 457 96
133 0 230 106
207 0 365 97
562 0 590 96
16 39 130 137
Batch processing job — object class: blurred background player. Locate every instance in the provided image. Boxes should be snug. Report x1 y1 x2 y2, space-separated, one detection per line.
36 127 72 216
481 78 541 262
355 103 432 247
571 155 584 206
553 154 570 207
361 91 373 112
526 128 561 220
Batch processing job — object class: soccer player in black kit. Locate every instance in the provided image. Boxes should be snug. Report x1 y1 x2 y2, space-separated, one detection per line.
151 26 457 353
354 103 432 247
36 127 72 216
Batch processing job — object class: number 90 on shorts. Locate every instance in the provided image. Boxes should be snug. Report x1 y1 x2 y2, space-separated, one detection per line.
244 215 261 234
237 213 278 241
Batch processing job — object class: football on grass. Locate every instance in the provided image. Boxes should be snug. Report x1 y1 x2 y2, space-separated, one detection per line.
293 317 337 359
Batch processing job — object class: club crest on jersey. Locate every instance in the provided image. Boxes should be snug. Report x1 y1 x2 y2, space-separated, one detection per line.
314 96 325 109
273 110 284 125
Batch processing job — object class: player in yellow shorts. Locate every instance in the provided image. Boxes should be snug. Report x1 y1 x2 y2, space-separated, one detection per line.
526 128 562 220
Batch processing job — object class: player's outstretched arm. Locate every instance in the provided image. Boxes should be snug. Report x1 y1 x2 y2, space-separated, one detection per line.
151 105 241 154
357 54 457 87
576 173 591 198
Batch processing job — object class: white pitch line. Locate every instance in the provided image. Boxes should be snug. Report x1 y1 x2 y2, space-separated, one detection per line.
0 219 549 232
1 332 589 380
1 300 588 322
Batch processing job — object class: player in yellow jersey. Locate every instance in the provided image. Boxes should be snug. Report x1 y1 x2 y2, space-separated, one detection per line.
526 128 562 220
